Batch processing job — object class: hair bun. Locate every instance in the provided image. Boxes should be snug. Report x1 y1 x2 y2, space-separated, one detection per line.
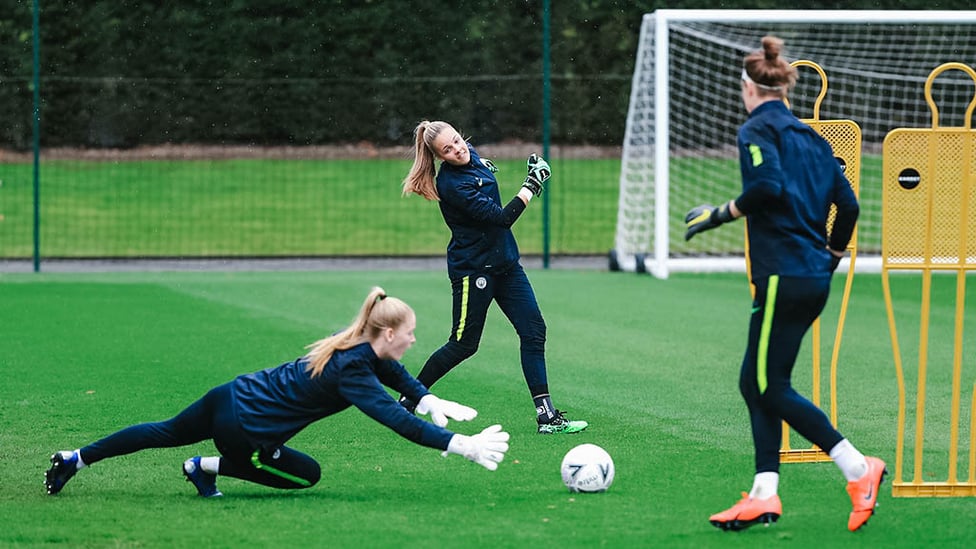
761 35 784 61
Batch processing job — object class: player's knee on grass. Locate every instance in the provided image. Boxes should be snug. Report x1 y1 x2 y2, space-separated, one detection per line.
253 447 321 489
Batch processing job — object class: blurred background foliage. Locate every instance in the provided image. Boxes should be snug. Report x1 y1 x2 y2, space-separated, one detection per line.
2 0 971 149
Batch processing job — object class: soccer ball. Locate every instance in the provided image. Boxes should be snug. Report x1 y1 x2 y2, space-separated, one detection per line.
560 443 615 493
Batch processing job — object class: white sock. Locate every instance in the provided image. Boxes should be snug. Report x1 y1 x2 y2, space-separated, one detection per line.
64 449 86 470
829 439 868 481
200 456 220 475
749 471 779 499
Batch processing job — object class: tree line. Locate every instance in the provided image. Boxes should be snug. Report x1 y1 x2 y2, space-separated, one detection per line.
0 0 968 149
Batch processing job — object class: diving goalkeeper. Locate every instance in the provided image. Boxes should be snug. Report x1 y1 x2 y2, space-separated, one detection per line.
45 287 509 498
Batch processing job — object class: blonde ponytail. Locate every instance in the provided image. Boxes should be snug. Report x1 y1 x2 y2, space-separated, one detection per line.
402 120 453 201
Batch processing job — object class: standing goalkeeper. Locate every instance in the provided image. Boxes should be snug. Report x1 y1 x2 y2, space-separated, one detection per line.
401 120 587 435
684 36 885 533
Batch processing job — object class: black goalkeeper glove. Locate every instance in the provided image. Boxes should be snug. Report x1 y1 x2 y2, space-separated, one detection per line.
829 249 843 273
684 202 734 241
522 153 551 197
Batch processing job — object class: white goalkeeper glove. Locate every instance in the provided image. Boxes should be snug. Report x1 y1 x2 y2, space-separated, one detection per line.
445 424 510 471
416 394 478 428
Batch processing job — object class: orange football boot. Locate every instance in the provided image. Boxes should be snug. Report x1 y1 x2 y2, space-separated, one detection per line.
709 492 782 531
846 456 887 532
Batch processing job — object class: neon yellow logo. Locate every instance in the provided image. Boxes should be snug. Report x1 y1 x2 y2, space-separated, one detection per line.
749 144 763 167
687 210 711 226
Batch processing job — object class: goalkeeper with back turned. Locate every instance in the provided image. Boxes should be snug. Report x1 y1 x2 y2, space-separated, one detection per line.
684 35 886 533
401 120 587 435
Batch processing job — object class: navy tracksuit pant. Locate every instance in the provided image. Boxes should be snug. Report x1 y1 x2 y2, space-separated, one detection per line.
79 383 321 489
416 263 548 396
740 274 846 473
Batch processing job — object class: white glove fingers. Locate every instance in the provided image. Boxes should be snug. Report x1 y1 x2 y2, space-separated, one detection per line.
419 394 479 427
491 432 510 443
483 442 509 453
443 401 478 422
446 425 510 471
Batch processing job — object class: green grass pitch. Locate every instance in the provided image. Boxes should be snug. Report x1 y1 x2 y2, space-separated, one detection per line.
0 154 886 258
0 157 622 258
1 269 974 547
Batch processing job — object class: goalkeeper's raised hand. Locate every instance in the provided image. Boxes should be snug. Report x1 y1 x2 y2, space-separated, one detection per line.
416 394 477 428
522 153 551 197
684 201 735 241
445 424 510 471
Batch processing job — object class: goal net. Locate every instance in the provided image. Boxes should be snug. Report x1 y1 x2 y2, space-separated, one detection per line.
612 9 976 278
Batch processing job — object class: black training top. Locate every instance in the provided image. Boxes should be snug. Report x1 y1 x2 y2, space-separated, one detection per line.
735 100 859 280
232 342 453 450
435 145 527 279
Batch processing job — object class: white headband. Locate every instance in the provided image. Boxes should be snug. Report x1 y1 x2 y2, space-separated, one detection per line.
741 68 783 92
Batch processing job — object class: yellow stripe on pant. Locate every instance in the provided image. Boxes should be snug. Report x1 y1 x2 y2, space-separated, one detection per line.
251 450 312 487
757 274 779 396
455 276 470 341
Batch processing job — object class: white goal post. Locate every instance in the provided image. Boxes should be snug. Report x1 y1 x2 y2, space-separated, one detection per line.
611 9 976 278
